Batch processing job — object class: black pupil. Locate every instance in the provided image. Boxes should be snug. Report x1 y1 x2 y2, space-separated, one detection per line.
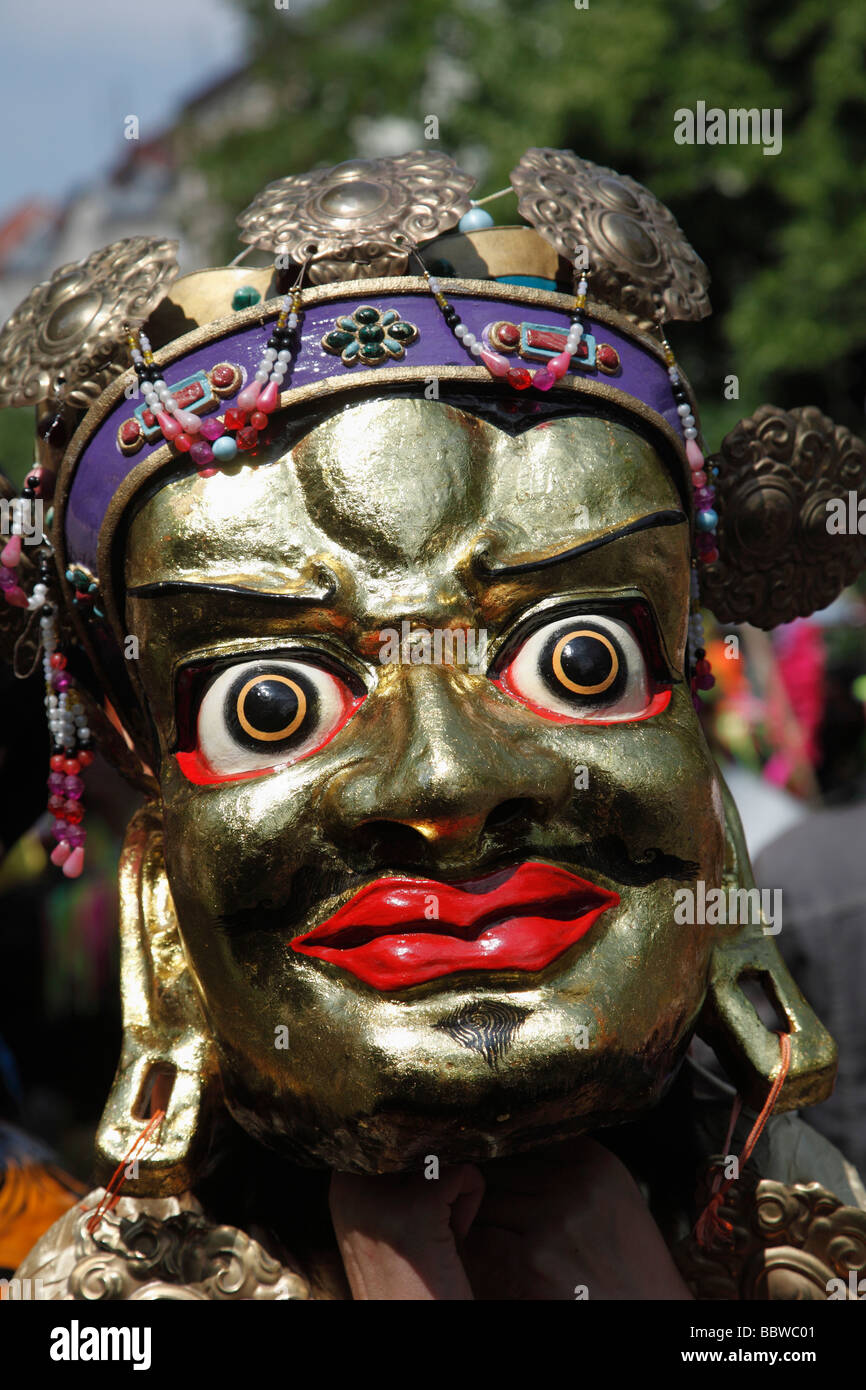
243 678 299 733
558 634 613 688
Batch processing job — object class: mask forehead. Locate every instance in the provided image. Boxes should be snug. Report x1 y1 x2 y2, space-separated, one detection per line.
125 397 685 617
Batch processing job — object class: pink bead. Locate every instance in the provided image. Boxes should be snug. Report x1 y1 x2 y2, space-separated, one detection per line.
686 439 705 472
549 350 572 379
62 846 85 878
199 416 225 441
156 411 180 440
237 380 262 411
189 441 214 468
174 408 201 435
1 534 22 568
691 470 707 487
4 585 28 608
480 348 510 378
532 367 555 391
256 380 280 413
51 841 72 867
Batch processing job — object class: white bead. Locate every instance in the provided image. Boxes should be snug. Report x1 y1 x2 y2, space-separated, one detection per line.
263 348 277 361
78 726 90 740
578 278 588 294
455 324 467 339
684 414 695 429
685 426 698 439
469 340 482 356
428 277 440 293
677 403 690 417
287 314 298 328
255 370 269 383
277 350 290 362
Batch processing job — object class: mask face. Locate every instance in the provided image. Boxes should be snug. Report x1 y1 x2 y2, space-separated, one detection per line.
122 396 728 1170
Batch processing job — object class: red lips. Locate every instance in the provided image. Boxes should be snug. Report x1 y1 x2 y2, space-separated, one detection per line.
291 861 619 989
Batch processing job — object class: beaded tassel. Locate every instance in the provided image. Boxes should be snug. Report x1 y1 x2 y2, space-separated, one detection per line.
129 289 303 474
35 554 92 877
662 331 718 706
417 249 590 391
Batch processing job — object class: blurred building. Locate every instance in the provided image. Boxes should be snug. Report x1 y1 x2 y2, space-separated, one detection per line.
0 64 273 322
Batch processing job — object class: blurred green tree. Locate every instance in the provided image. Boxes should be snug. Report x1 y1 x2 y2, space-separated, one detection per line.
187 0 866 449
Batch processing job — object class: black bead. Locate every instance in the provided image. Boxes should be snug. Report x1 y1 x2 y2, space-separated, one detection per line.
442 307 460 329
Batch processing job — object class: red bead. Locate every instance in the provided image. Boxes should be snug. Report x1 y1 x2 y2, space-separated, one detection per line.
120 419 141 445
224 408 247 431
62 757 81 775
48 794 65 813
175 433 193 452
498 323 520 348
63 801 83 824
597 344 620 370
78 749 94 768
702 547 719 563
696 659 711 676
50 652 67 669
210 363 236 389
250 411 268 431
506 367 532 390
236 426 259 451
50 754 65 771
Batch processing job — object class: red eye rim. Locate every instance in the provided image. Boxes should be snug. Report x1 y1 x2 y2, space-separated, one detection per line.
490 668 672 725
175 687 365 786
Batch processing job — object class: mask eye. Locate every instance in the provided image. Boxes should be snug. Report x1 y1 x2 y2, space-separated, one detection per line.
492 612 668 724
178 657 364 783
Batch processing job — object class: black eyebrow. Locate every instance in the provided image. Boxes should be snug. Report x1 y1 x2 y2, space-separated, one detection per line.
127 577 337 604
474 510 688 578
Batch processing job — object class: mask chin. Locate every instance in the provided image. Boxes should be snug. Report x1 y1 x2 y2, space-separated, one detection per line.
695 774 837 1112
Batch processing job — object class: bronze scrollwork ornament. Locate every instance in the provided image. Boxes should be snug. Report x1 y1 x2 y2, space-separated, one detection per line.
2 147 866 1300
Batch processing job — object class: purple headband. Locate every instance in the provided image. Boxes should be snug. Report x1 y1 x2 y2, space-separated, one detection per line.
60 280 691 584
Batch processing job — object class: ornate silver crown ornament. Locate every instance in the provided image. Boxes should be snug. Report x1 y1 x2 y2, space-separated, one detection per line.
510 147 711 327
0 236 179 410
235 151 476 284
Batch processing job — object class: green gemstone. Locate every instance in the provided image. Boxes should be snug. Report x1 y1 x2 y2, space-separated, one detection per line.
353 306 380 324
358 325 384 344
359 343 386 361
324 330 355 351
389 321 416 341
232 285 261 310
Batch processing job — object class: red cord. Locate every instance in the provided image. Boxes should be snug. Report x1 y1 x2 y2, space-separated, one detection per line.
83 1108 166 1236
694 1032 792 1249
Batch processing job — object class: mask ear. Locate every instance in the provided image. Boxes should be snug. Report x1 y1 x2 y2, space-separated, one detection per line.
95 802 221 1196
701 404 866 629
696 775 837 1112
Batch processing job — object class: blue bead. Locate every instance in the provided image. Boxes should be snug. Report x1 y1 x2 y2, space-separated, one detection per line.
458 207 494 232
212 435 239 462
697 509 718 531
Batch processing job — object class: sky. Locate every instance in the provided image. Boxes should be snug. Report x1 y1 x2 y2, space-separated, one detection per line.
0 0 250 222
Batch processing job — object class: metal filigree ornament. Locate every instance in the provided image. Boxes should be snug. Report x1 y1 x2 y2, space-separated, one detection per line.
0 236 179 411
510 148 711 327
236 152 475 285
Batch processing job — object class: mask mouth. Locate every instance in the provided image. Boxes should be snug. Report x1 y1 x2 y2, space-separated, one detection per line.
290 860 619 989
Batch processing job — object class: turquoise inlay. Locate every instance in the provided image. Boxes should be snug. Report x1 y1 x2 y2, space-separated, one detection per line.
133 371 214 440
495 275 559 290
519 323 596 368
